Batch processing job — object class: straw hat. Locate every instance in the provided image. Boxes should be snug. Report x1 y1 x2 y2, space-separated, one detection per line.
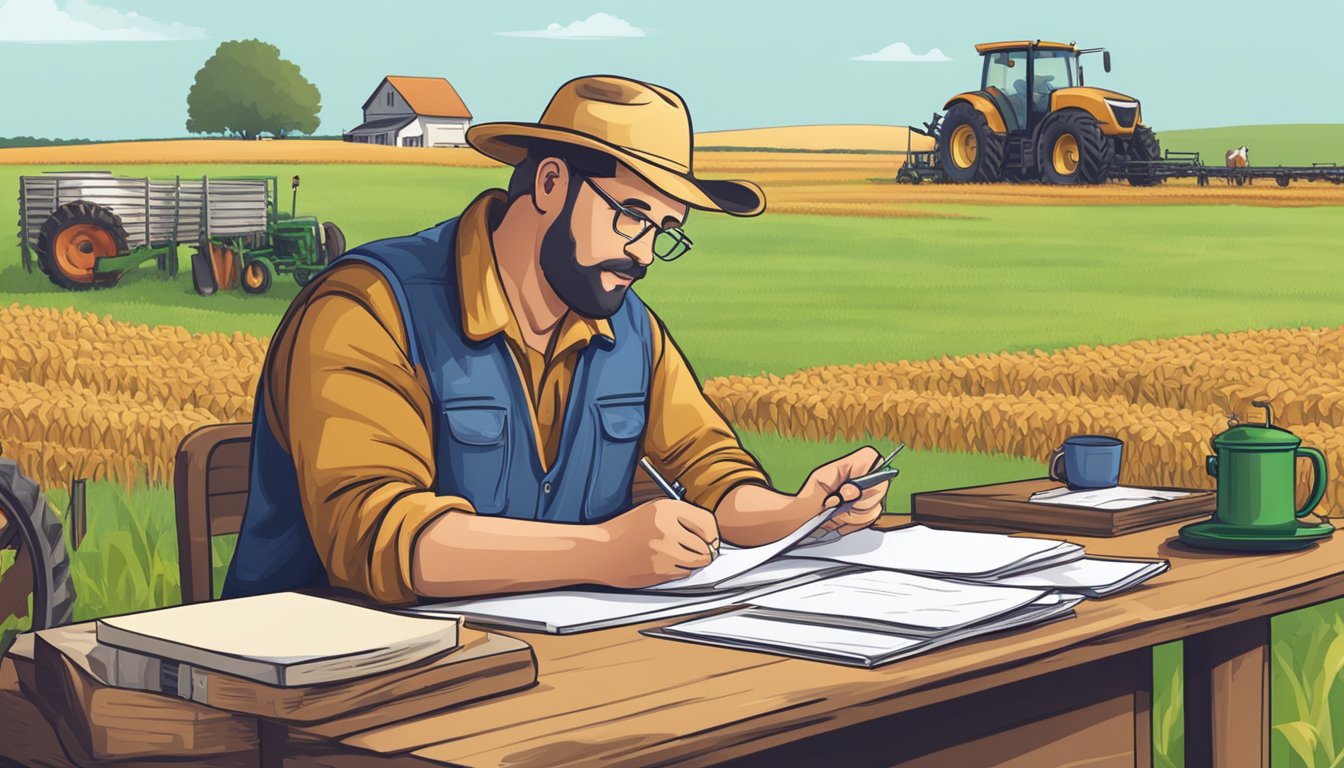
467 75 765 217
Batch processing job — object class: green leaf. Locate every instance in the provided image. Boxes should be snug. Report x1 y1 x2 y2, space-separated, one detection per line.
1275 722 1321 767
1313 630 1344 757
1277 641 1313 721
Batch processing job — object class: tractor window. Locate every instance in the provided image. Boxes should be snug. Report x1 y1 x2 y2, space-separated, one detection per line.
1030 50 1076 113
983 51 1028 128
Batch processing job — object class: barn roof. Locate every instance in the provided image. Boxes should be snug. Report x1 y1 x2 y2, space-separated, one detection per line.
363 76 473 119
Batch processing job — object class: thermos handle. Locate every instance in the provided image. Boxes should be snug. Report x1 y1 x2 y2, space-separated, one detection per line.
1206 455 1218 477
1295 447 1328 518
1048 448 1067 484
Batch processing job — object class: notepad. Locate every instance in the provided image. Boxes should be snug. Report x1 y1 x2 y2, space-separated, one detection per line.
787 525 1083 579
1029 485 1194 510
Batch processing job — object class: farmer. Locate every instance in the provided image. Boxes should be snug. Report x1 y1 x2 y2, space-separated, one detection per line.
222 75 890 604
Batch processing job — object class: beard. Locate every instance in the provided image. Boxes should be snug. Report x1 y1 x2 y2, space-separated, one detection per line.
539 184 647 319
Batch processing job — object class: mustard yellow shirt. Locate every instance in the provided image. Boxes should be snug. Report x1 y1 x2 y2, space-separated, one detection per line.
262 190 767 604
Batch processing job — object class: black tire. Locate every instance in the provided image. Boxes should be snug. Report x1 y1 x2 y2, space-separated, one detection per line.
241 260 273 294
936 102 1005 183
1276 175 1290 188
322 221 346 265
0 458 76 631
1126 125 1163 187
35 201 128 291
1036 110 1115 185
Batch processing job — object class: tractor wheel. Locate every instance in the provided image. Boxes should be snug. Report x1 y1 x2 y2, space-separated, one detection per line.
35 201 128 290
1125 125 1163 187
936 103 1005 183
1037 110 1115 185
0 457 77 635
322 221 346 265
241 260 273 294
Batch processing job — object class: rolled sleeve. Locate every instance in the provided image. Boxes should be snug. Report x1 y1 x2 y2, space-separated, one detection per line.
638 307 769 511
272 265 473 604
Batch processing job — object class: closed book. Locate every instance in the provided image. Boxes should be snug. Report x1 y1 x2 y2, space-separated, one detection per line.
911 478 1214 537
95 592 461 687
38 621 537 730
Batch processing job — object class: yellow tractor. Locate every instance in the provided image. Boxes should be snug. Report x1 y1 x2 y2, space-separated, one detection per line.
935 40 1160 185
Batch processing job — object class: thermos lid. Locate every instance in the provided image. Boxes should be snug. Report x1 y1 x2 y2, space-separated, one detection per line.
1211 401 1301 450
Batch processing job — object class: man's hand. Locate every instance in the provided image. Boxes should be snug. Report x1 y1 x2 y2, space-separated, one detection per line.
798 446 890 538
591 499 720 589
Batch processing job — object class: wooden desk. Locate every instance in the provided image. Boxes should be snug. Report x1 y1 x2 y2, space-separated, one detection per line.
280 519 1344 768
4 518 1341 767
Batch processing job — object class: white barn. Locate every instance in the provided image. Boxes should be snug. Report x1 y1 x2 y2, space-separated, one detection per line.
343 76 472 147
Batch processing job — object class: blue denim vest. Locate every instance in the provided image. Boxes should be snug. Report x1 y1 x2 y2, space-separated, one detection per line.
222 216 652 599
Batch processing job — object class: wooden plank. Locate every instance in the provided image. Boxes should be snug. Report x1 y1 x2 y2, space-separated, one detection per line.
1185 617 1270 768
0 635 76 768
292 519 1344 767
210 490 250 533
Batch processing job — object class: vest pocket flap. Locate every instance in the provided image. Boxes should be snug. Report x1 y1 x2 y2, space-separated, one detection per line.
444 406 508 445
595 401 646 441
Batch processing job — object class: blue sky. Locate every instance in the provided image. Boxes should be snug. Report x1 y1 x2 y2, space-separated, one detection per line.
1 0 1341 140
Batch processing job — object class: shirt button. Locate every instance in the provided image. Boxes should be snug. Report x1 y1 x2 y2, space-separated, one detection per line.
543 482 552 494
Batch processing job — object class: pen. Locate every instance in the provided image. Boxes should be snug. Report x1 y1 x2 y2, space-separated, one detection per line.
640 457 718 559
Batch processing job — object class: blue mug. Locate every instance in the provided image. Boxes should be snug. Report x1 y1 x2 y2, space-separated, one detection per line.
1049 435 1123 490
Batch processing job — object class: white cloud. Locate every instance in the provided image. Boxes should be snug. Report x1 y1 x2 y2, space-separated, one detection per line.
852 42 951 63
498 12 645 40
0 0 206 43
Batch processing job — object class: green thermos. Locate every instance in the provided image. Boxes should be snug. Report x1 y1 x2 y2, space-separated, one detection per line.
1205 401 1327 527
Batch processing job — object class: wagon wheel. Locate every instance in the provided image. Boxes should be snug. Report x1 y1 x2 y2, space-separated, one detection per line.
34 201 128 291
241 260 273 294
322 221 346 265
0 457 76 640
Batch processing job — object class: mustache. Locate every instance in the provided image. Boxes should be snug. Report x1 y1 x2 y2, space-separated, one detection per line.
592 257 647 282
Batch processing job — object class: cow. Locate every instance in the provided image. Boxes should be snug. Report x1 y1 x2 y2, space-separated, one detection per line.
1226 146 1251 186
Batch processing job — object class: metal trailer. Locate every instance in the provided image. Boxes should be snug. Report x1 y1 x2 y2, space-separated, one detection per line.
895 118 946 185
17 171 343 294
1113 155 1344 187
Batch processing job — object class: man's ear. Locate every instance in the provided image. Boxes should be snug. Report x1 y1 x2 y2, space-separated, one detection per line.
532 157 568 215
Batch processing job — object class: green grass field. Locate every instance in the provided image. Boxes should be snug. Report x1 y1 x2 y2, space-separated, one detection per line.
4 164 1344 379
3 159 1344 766
1158 124 1344 167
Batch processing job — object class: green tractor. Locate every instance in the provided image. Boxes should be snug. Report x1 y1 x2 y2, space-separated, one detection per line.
18 172 345 294
934 40 1161 185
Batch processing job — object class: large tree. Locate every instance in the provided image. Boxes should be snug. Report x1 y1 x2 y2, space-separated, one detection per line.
186 40 321 139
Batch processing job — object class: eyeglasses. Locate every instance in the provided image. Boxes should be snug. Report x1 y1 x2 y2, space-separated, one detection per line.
583 177 693 261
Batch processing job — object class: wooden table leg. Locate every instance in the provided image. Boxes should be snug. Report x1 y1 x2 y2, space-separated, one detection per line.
1184 616 1270 768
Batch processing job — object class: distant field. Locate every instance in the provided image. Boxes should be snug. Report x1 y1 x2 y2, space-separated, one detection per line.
1157 124 1344 167
695 124 934 152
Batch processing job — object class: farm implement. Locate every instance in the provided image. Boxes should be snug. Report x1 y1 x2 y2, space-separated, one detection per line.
18 172 345 295
901 40 1344 187
0 454 75 634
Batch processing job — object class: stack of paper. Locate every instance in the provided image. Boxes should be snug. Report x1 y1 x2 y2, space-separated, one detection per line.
741 570 1050 636
647 590 1083 668
787 525 1083 579
1029 485 1193 510
953 556 1170 597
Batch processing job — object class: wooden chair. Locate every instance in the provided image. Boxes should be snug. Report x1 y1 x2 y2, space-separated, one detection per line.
173 423 252 604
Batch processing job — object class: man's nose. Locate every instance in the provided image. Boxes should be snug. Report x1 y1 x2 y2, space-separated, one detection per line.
624 233 656 267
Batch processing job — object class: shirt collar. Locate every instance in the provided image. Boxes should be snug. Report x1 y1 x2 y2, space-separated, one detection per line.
456 190 615 348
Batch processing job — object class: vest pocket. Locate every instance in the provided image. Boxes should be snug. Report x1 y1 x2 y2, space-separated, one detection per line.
585 399 646 522
441 405 509 514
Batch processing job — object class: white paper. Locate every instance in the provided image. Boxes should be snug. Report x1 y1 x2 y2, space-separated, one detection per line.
406 589 727 633
679 557 854 593
650 592 1083 667
642 508 835 591
970 557 1170 596
786 525 1084 579
1028 485 1193 510
744 570 1048 635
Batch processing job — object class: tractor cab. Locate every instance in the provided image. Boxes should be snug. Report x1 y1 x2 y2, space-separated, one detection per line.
980 43 1081 133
